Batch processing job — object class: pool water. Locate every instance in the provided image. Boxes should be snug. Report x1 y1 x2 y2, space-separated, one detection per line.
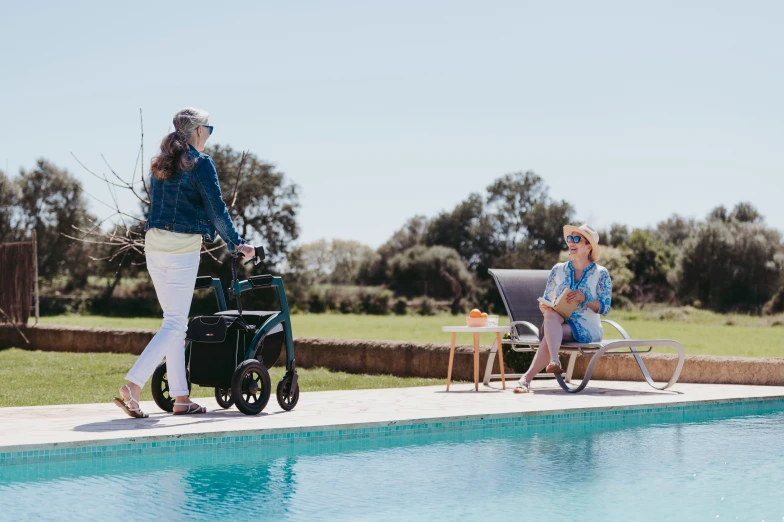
1 401 783 521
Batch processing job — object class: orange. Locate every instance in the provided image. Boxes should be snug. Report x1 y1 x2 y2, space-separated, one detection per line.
469 308 482 318
481 312 488 318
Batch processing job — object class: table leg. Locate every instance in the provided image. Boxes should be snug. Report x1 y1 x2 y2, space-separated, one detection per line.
473 332 479 391
496 332 506 390
446 333 456 391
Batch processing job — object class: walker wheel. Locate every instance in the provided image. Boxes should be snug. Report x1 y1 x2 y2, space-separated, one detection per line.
214 387 234 409
231 359 271 415
151 362 192 413
276 373 300 411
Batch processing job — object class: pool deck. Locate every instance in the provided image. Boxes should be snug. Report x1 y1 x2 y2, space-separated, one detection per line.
2 379 784 460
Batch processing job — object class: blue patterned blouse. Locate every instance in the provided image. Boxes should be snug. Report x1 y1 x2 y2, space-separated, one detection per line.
543 261 612 343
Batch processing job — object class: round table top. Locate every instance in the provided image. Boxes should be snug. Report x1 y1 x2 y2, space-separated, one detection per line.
441 325 510 333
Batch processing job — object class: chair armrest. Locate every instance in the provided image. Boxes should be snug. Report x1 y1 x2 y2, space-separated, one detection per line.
509 321 540 340
601 319 631 340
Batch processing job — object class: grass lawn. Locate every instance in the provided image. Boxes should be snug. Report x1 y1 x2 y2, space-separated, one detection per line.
0 348 448 408
36 308 784 358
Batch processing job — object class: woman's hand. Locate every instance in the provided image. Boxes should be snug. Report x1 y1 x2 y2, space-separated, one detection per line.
539 303 552 314
565 290 586 304
238 244 256 259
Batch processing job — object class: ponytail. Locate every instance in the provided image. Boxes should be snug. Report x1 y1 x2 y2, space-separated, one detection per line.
150 131 196 180
150 107 209 180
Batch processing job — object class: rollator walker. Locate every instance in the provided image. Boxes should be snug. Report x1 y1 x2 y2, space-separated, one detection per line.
151 246 300 415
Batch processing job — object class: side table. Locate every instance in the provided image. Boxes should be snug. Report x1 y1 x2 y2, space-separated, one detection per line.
441 326 509 391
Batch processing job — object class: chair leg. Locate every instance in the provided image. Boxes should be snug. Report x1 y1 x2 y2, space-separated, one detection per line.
482 338 498 386
565 352 577 383
496 332 506 390
473 332 480 391
446 333 456 391
555 340 686 393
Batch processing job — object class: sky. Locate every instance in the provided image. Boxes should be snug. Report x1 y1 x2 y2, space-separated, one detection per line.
1 1 782 248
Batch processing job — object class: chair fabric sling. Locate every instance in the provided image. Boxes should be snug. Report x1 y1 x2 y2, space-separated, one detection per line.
489 269 549 341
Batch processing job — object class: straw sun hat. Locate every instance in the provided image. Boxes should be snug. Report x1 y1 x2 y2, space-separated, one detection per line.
563 224 601 261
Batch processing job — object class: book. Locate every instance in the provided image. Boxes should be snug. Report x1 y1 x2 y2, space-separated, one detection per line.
537 289 579 319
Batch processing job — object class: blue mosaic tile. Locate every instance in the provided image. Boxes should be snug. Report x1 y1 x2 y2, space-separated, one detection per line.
2 396 782 466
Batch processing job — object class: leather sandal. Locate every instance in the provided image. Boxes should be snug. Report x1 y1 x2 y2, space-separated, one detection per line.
113 384 149 419
546 361 565 375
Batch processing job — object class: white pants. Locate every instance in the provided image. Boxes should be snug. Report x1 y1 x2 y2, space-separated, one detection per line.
126 251 200 397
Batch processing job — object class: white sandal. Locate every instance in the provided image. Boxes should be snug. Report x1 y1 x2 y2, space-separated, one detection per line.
173 402 207 415
513 381 532 394
113 384 149 418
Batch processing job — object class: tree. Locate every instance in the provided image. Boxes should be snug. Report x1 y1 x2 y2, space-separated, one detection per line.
288 238 376 287
730 202 763 224
207 144 300 269
0 170 21 243
607 223 630 247
708 202 763 225
625 229 677 302
523 199 575 255
329 239 375 285
288 239 332 286
485 171 574 269
386 245 475 313
358 216 431 285
486 171 549 251
673 219 783 311
707 205 729 223
377 215 430 259
655 214 696 246
424 194 497 270
15 160 95 285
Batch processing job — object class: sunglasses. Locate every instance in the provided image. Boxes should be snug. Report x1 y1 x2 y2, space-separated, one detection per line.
566 235 585 244
201 125 214 135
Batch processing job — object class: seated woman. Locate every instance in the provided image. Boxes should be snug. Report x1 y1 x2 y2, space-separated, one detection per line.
514 224 612 394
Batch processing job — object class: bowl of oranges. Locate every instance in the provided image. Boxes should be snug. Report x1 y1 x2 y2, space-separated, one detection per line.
466 308 488 327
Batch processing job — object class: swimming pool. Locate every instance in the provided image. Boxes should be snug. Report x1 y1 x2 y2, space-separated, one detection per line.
1 399 783 521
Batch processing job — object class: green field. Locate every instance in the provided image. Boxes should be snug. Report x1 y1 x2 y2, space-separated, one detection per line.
35 308 784 358
0 348 448 408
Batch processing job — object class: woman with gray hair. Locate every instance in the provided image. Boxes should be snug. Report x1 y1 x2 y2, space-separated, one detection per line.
114 107 255 417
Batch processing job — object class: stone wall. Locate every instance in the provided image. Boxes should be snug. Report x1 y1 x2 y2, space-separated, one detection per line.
2 324 783 386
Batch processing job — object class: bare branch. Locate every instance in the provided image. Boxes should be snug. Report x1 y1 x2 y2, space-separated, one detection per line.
140 108 150 202
229 151 249 213
71 153 128 189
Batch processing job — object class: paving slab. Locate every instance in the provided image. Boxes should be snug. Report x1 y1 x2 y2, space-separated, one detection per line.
2 380 784 456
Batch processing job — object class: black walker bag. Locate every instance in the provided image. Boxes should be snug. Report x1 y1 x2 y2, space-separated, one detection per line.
186 315 251 388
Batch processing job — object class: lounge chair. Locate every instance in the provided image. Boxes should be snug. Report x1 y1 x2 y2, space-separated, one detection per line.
482 268 685 393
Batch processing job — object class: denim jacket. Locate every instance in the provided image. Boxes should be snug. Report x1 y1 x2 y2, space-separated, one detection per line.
145 145 245 253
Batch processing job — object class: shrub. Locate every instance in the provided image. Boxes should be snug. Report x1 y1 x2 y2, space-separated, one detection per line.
418 296 436 316
323 287 344 312
307 289 327 314
338 295 359 314
359 289 393 315
393 298 408 316
320 286 392 314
